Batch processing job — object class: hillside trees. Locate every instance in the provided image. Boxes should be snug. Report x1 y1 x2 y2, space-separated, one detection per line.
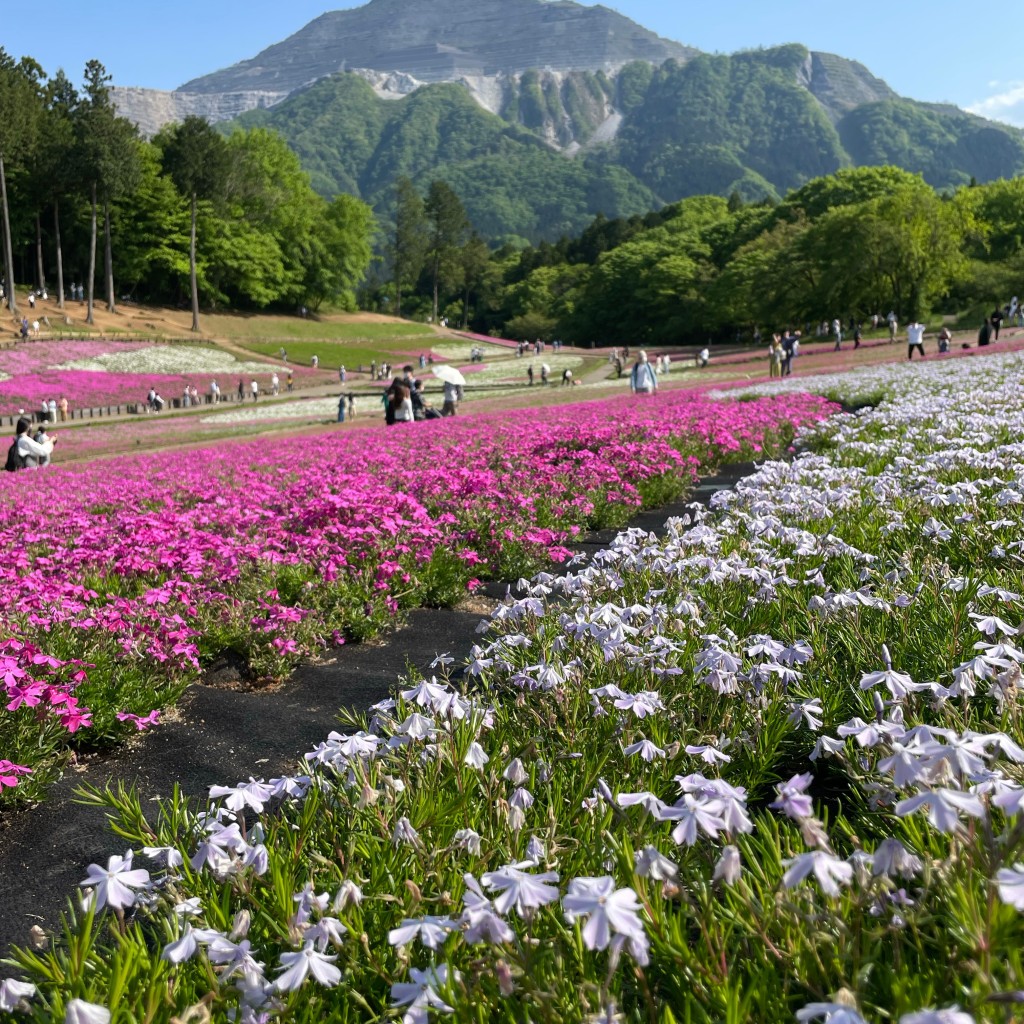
160 116 230 332
390 176 427 318
0 50 44 315
424 180 469 323
76 60 141 321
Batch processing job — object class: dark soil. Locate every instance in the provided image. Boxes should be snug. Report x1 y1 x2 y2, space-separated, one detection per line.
0 461 756 968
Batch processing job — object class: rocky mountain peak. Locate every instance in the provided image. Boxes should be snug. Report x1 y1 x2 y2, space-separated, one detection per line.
177 0 697 95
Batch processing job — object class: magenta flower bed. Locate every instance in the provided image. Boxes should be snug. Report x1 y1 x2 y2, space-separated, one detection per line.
0 341 317 415
0 388 836 800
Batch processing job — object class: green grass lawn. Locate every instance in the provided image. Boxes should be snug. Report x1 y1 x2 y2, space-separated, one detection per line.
207 314 436 344
233 336 440 371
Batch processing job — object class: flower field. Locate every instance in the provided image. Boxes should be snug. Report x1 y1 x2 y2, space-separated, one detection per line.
0 389 826 806
0 342 312 413
3 354 1024 1022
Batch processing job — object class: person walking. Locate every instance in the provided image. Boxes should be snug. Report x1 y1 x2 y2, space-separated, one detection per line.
441 380 460 417
630 351 658 395
337 395 346 423
250 379 259 402
237 379 244 402
211 379 220 404
271 372 280 396
887 310 898 342
832 318 842 351
527 365 534 386
853 323 862 350
907 320 926 360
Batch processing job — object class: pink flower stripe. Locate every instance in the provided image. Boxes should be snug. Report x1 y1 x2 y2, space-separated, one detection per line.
0 388 836 795
0 341 318 414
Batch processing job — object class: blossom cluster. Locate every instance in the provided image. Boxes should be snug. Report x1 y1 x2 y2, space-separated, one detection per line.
7 353 1024 1021
0 341 317 413
0 388 827 800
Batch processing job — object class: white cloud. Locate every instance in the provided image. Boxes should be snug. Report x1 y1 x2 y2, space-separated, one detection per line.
968 81 1024 127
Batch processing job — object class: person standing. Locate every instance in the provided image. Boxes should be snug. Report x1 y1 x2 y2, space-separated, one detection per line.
337 395 346 423
58 396 68 422
211 379 220 404
991 307 1004 340
853 323 862 350
937 326 952 353
907 320 926 360
630 351 658 394
237 379 244 402
339 365 347 384
10 417 54 469
769 335 783 378
271 372 280 396
250 379 259 402
47 398 57 423
832 318 842 351
979 318 993 347
527 365 534 386
887 310 898 342
287 370 294 392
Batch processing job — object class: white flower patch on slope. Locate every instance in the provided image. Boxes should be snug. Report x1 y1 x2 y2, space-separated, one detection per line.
57 345 279 377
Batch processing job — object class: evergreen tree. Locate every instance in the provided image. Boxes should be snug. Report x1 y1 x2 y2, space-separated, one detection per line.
160 116 230 332
390 176 426 318
424 180 469 324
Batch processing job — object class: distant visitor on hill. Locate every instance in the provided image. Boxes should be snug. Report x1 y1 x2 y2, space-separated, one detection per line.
630 351 658 394
887 310 898 342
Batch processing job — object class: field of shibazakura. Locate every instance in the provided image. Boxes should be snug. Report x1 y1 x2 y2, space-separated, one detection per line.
7 350 1024 1024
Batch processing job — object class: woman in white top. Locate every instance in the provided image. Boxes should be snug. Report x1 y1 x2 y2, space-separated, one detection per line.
14 418 54 468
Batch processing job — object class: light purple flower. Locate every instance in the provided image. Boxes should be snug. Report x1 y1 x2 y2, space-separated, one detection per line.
65 1001 111 1024
480 861 560 916
391 966 455 1024
782 851 853 897
562 877 648 959
79 851 150 912
771 773 815 820
273 943 341 991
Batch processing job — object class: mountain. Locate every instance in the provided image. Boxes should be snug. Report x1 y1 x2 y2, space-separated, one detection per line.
108 1 1024 243
218 43 1024 243
178 0 696 94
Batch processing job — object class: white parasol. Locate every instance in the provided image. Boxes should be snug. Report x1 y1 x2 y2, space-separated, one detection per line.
431 365 466 386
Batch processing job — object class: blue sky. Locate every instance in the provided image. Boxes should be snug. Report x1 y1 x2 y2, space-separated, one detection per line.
6 0 1023 126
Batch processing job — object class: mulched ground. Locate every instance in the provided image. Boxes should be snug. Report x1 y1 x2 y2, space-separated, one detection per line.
0 462 755 969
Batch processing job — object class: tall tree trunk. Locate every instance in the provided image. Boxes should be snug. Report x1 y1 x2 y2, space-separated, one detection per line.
432 258 439 325
53 199 64 312
189 192 200 333
86 184 97 325
0 154 17 317
103 203 116 314
34 214 44 293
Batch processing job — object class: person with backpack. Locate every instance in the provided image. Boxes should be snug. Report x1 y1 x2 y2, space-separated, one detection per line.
6 417 54 471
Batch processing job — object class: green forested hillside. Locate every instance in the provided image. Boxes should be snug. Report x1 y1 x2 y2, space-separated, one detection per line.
235 75 657 245
230 45 1024 243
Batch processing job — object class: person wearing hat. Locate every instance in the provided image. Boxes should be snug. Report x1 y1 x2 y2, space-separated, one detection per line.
630 351 658 395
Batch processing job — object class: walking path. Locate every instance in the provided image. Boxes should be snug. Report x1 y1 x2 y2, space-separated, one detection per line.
0 459 755 969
